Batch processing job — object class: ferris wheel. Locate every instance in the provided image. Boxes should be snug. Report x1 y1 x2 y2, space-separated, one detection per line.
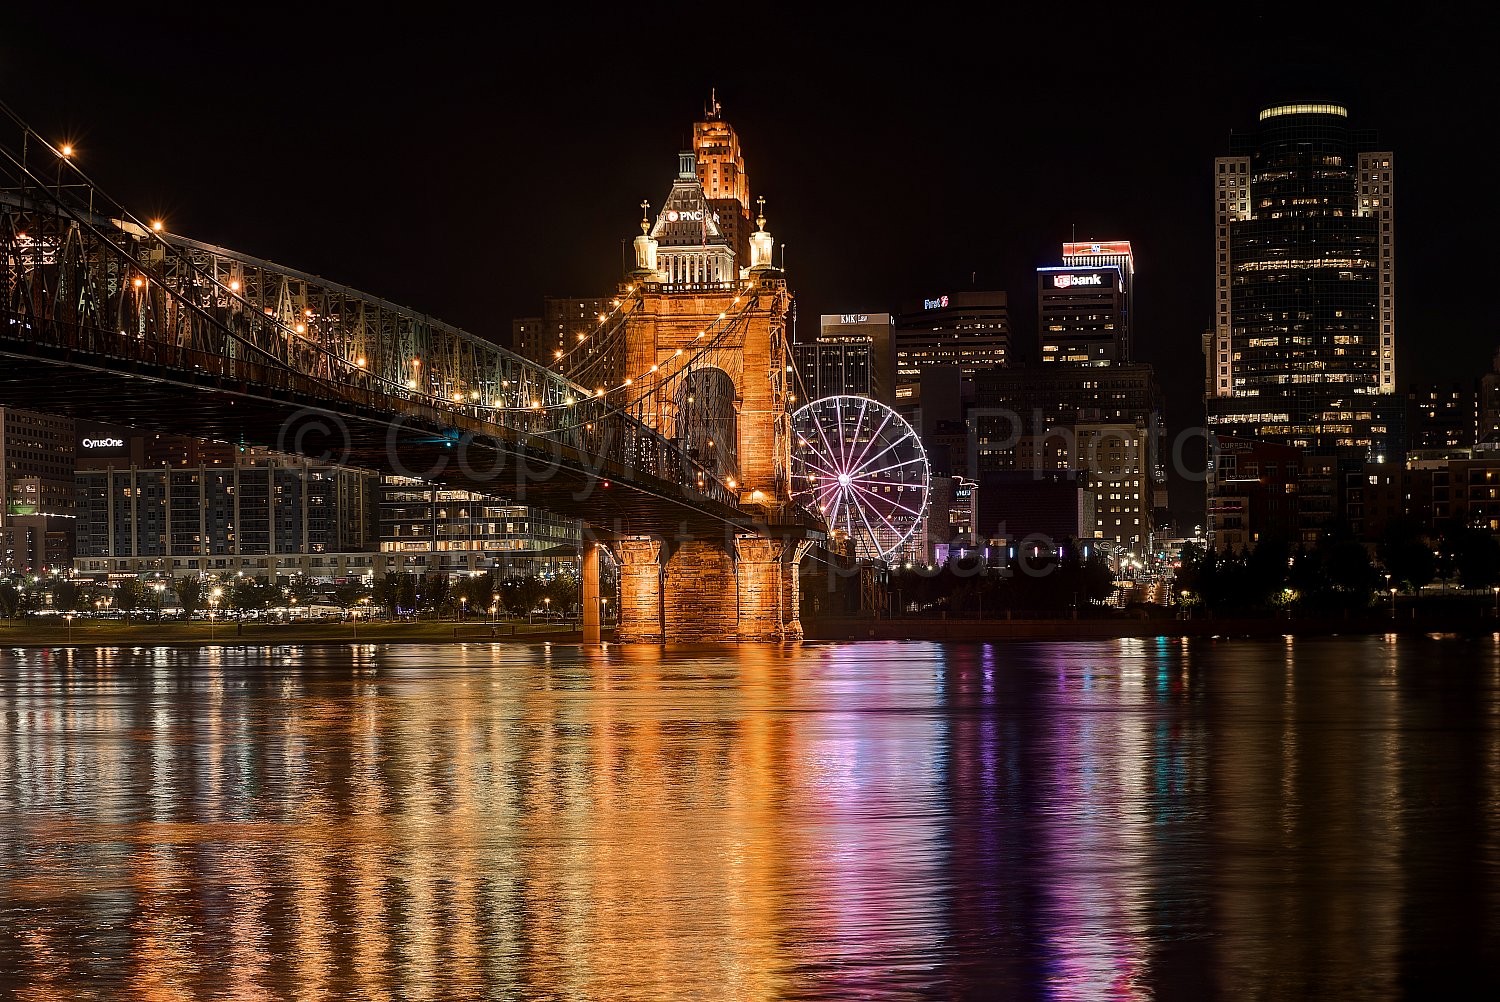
791 395 931 562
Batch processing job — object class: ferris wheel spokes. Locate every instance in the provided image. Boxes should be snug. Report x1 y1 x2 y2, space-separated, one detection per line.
789 394 931 562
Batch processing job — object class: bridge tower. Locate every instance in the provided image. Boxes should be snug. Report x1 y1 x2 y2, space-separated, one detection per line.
600 149 810 643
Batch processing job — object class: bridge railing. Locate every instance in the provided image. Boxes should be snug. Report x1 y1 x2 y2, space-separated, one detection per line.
1 287 741 516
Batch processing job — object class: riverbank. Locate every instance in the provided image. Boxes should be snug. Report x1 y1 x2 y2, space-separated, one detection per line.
803 612 1493 641
0 618 588 647
4 612 1491 648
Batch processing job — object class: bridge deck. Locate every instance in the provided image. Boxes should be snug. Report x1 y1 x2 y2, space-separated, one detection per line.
1 329 820 542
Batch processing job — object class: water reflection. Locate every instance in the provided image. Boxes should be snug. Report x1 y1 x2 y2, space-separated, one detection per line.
0 637 1496 998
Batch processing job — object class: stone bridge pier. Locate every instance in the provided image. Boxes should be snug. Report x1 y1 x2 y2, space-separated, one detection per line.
587 534 810 643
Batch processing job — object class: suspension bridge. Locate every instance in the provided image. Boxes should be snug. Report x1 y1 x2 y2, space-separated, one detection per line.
0 102 825 642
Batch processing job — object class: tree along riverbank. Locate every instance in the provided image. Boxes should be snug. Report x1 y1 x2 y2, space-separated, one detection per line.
803 609 1492 642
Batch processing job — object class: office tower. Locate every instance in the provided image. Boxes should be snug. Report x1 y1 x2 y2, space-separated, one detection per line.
817 313 897 404
1037 263 1127 365
1479 348 1500 447
1062 240 1135 357
1206 437 1306 553
512 297 611 365
1 407 75 521
511 316 542 358
793 340 873 401
0 407 77 572
1075 421 1153 551
970 363 1163 451
892 291 1010 389
968 363 1165 557
1205 102 1397 455
693 92 753 266
1406 382 1477 453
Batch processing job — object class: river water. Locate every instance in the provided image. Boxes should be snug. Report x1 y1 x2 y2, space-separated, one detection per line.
1 636 1496 999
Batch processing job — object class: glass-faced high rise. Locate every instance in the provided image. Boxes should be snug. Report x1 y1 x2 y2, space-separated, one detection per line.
1206 103 1396 454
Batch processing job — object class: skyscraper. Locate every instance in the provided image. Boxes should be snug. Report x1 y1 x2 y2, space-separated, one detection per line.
892 291 1010 389
791 313 896 404
0 407 76 572
1037 264 1127 365
1061 240 1135 358
1205 102 1398 455
693 92 753 266
511 297 610 365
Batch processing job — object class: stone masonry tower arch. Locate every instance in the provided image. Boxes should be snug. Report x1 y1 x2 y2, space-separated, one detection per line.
597 146 812 643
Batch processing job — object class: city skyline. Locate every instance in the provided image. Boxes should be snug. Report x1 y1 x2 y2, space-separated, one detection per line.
5 10 1498 524
6 16 1500 993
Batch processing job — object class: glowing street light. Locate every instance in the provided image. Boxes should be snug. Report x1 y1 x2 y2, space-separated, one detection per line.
353 596 371 641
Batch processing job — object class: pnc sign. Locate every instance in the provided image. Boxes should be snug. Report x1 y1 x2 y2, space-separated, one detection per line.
662 209 720 224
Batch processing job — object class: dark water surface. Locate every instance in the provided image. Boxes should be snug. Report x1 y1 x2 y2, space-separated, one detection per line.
1 636 1496 1000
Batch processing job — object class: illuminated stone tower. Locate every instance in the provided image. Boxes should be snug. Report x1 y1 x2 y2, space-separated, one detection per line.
608 152 807 644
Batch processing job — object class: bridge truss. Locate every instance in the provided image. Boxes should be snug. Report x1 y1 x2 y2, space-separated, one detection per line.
0 100 819 536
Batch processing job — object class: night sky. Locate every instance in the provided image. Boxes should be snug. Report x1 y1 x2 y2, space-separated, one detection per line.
5 7 1495 521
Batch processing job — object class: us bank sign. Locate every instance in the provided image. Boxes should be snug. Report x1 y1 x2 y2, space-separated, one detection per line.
1052 273 1104 289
